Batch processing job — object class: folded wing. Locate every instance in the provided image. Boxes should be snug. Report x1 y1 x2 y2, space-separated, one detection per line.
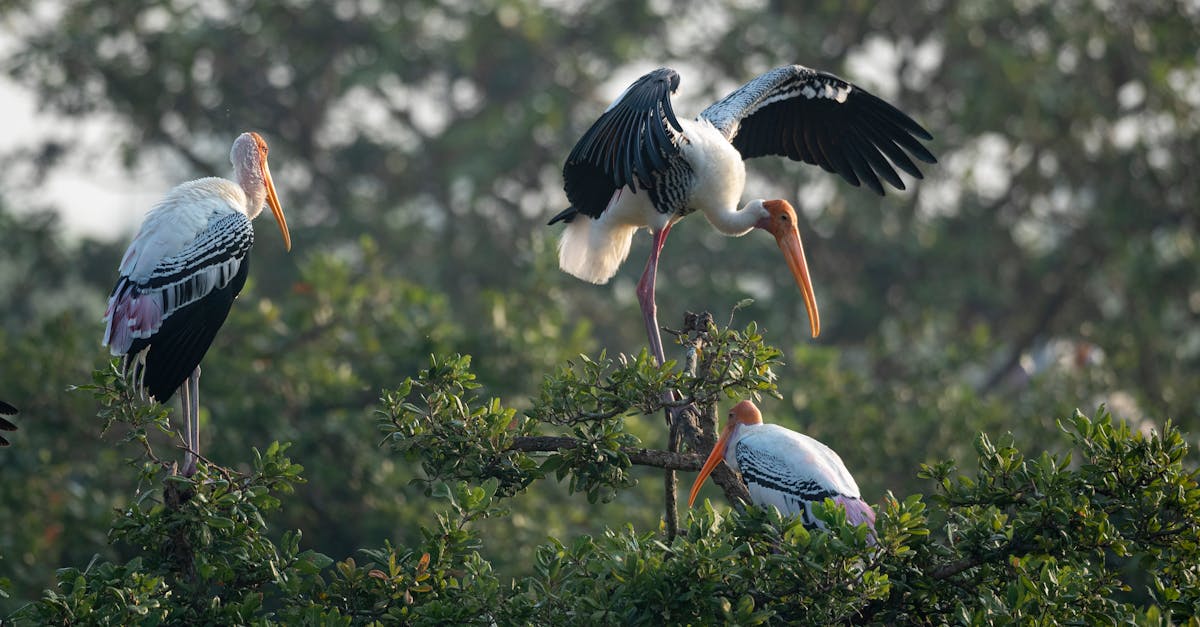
103 212 254 400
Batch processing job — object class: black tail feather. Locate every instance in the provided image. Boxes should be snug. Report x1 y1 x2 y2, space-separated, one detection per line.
548 207 578 225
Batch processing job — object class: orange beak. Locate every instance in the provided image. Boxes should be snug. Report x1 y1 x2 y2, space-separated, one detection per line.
773 224 820 338
261 160 291 252
687 423 735 507
758 200 820 338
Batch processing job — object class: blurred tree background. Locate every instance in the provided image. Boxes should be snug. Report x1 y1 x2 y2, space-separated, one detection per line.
0 0 1196 617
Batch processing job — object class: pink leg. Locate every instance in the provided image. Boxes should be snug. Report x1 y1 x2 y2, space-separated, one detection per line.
636 224 673 367
181 366 200 477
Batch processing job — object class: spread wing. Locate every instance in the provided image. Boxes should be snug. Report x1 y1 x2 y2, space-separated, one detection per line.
557 67 684 222
701 65 936 195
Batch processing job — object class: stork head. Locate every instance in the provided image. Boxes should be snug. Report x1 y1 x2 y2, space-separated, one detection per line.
753 200 819 338
687 400 764 507
231 131 291 251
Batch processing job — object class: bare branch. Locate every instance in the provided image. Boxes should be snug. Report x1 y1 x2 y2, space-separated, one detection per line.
506 435 706 471
677 401 751 508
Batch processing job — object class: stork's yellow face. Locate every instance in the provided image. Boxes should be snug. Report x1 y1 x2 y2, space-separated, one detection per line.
248 132 291 252
756 200 819 338
687 401 764 507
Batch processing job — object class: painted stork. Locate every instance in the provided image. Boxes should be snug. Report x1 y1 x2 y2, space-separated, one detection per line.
688 400 875 534
550 65 935 364
0 400 17 446
102 132 291 476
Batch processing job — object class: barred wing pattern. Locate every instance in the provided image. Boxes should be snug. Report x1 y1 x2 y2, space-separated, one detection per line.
0 400 16 446
734 427 875 531
558 68 685 221
701 65 936 195
103 212 254 401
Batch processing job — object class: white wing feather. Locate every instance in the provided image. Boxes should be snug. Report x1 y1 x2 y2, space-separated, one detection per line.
119 178 246 280
729 423 873 530
103 178 251 355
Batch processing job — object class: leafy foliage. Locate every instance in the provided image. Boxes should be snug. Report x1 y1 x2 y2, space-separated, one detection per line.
11 374 1200 623
380 354 536 498
0 0 1198 623
380 319 786 504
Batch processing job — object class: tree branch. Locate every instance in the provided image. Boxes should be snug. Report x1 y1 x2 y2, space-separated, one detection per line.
678 401 751 508
506 435 706 471
508 312 753 513
853 537 1040 624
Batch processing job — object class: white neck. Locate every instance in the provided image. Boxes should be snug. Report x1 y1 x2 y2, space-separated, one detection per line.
722 422 754 471
239 174 267 220
677 118 761 237
703 198 767 237
230 134 268 219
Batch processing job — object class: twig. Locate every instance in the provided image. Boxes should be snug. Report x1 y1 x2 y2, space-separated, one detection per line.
661 313 712 540
507 435 706 471
161 477 198 588
665 418 681 541
675 312 751 508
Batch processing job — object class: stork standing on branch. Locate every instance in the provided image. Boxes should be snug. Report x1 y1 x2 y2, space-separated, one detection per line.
551 65 936 364
102 132 291 476
689 400 875 534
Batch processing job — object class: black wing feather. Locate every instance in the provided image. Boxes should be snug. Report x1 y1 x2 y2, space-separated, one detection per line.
857 105 937 166
559 68 684 222
126 257 250 402
851 127 905 190
0 400 15 446
700 65 936 196
817 123 858 184
843 137 884 195
855 118 924 179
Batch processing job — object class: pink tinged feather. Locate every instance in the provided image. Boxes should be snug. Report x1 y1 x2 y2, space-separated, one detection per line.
103 291 163 354
835 495 877 545
126 294 164 340
102 300 117 348
835 495 876 529
105 299 133 354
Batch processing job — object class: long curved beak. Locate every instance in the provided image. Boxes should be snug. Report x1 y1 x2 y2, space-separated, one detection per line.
262 161 291 251
687 424 733 507
773 226 820 338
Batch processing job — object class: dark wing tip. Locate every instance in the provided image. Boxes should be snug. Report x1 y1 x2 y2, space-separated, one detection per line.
564 66 684 205
722 66 935 194
547 207 577 225
0 401 16 439
644 68 683 132
644 67 680 90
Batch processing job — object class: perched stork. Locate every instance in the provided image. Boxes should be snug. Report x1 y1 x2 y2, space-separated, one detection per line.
102 132 291 476
0 400 17 446
688 400 875 534
551 65 935 364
